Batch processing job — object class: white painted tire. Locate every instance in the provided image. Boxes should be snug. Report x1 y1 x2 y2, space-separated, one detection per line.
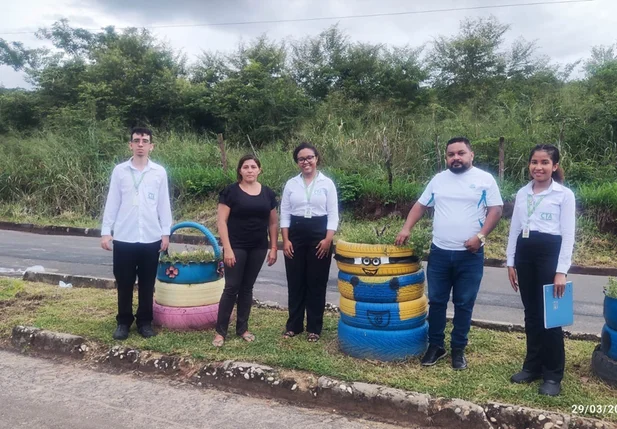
155 278 224 308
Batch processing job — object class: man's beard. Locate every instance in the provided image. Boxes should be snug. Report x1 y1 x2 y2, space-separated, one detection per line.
448 162 470 174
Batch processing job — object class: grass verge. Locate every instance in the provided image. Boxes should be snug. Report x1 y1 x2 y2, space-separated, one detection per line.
0 278 615 421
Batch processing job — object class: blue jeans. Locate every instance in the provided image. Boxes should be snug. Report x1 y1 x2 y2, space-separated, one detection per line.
426 243 484 349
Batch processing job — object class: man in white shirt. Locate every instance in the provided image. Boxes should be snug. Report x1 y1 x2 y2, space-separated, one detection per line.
101 127 172 340
396 137 503 369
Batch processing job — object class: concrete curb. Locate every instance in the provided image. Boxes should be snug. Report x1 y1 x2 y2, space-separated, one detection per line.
20 272 603 341
7 326 615 429
3 220 617 275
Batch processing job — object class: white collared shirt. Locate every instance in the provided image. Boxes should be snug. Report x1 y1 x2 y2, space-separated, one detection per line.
418 167 503 251
101 159 173 243
280 171 339 231
506 180 576 273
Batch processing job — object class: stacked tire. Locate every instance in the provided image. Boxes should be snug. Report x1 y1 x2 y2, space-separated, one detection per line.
334 241 428 361
153 221 225 331
592 295 617 387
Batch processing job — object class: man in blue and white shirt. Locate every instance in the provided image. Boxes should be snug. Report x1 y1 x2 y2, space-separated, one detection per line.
101 127 172 340
396 137 503 369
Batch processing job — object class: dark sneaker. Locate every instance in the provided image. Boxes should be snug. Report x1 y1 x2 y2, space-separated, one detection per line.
137 324 157 338
421 344 447 366
112 324 130 341
510 370 542 384
538 380 561 396
451 348 467 370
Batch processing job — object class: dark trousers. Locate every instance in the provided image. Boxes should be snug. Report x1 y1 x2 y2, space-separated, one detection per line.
426 244 484 350
515 231 565 382
285 215 332 335
113 240 161 328
216 247 267 338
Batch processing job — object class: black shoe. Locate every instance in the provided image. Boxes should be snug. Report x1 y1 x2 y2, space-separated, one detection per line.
451 348 467 370
421 344 447 366
112 324 130 340
538 380 561 396
510 370 542 384
137 324 157 338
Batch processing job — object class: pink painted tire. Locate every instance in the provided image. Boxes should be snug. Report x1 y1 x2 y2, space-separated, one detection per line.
153 301 219 331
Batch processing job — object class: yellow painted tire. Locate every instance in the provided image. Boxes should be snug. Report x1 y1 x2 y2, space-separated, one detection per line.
155 278 224 307
336 260 420 277
338 273 425 303
335 240 414 258
339 295 428 330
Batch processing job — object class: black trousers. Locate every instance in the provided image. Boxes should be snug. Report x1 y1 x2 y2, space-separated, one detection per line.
216 247 267 338
113 240 161 328
285 215 332 335
515 231 565 382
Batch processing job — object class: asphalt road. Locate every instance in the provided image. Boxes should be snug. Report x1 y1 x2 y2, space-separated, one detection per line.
0 350 401 429
0 229 608 333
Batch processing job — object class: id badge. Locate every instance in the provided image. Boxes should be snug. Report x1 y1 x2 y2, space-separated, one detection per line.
522 225 530 239
304 207 312 218
132 193 139 206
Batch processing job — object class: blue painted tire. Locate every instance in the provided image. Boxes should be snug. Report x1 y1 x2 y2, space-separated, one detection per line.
338 319 428 361
157 221 223 284
601 324 617 361
339 295 427 331
604 295 617 331
338 271 425 303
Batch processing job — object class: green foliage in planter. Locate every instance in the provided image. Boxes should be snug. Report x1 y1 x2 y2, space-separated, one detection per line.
159 249 219 265
605 277 617 299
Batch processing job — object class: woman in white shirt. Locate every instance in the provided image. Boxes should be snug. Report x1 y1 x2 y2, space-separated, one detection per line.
280 142 339 342
506 144 576 397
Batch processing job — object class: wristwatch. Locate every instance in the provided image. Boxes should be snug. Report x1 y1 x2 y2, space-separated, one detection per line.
476 233 486 246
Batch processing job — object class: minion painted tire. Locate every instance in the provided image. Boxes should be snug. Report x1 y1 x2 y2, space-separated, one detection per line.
338 270 425 303
601 324 617 361
337 319 428 361
335 240 414 258
335 260 421 277
339 295 427 331
155 278 224 308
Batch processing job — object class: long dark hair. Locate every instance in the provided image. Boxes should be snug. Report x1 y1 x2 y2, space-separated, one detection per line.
236 154 261 182
528 144 565 184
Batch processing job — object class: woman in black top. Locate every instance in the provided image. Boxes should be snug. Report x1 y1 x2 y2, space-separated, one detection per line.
212 155 278 347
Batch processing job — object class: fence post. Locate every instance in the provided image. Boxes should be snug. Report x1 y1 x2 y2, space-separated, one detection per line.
498 136 505 181
217 133 228 170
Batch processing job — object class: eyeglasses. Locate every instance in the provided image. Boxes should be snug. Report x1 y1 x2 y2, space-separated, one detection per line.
297 155 316 163
131 138 151 144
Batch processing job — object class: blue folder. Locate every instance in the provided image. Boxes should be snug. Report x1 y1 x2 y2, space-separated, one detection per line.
543 281 574 329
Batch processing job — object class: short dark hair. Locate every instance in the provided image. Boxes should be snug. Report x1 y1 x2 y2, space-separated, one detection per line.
130 127 153 142
446 136 471 150
236 154 261 182
292 142 321 164
528 144 565 184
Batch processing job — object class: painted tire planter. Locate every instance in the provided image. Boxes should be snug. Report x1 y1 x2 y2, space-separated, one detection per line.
335 240 414 258
152 301 219 330
335 257 421 277
604 295 617 331
338 319 428 361
601 324 617 361
154 278 225 308
339 295 428 331
157 221 223 284
338 271 425 303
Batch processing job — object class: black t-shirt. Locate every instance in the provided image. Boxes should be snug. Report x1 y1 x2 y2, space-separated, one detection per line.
219 183 278 249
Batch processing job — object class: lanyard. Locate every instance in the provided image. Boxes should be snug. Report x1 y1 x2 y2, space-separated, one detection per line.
526 194 545 222
129 168 148 194
304 172 319 203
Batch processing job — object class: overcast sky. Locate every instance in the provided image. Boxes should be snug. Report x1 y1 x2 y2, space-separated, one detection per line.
0 0 615 88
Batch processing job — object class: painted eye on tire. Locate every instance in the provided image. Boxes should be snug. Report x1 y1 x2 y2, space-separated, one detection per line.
372 258 381 266
362 257 371 265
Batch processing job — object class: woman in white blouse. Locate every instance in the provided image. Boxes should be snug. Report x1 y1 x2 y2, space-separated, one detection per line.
280 142 339 342
506 144 576 397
